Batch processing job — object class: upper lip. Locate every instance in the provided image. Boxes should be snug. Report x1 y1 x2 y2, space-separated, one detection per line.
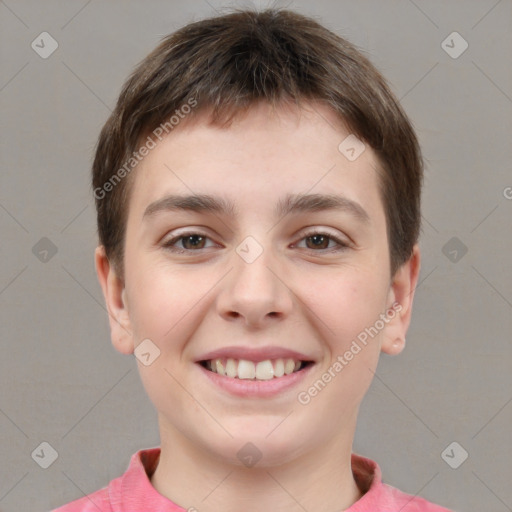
195 346 315 363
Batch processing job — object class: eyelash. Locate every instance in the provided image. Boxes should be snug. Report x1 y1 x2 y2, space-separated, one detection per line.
161 230 350 255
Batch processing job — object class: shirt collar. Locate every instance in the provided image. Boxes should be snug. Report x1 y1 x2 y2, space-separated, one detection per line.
118 446 184 511
114 447 382 511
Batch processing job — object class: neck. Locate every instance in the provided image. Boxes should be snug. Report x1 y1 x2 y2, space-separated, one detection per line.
150 418 363 512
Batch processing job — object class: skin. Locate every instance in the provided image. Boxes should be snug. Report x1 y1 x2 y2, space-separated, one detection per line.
95 100 420 512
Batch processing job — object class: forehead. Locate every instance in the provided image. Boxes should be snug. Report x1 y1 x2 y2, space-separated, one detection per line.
128 101 385 229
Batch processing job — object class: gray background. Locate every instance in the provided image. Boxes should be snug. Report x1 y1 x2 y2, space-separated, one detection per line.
1 1 511 511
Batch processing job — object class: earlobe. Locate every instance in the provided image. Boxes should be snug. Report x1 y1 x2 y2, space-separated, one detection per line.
384 337 406 356
94 246 134 355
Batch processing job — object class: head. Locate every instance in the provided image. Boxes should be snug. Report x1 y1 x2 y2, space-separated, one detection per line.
94 9 422 467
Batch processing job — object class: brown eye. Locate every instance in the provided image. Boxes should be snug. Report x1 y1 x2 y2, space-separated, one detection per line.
295 231 349 253
180 234 207 250
162 232 213 253
305 234 330 250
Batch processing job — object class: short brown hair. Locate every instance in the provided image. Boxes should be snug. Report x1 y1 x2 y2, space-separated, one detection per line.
92 8 423 279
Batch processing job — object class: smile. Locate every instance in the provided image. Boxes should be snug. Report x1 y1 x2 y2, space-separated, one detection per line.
200 357 313 381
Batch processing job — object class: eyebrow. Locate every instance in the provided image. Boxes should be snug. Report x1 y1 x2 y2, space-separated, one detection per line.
142 192 371 225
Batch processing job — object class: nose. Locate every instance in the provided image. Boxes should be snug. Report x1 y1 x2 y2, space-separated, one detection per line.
216 241 293 328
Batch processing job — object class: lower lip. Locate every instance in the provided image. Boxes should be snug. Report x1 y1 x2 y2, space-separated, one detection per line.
196 362 315 398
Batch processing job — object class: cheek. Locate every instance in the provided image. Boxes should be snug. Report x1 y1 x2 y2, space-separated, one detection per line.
296 271 387 418
127 262 202 344
302 268 388 351
127 266 207 409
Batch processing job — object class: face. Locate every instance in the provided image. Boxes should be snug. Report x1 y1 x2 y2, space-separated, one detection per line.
96 101 420 467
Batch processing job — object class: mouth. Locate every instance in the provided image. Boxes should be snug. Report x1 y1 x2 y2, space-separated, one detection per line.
198 357 314 381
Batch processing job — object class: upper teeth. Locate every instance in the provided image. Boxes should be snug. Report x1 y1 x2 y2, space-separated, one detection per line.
206 358 302 380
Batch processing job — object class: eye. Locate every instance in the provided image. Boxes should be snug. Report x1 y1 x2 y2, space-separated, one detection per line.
162 232 216 253
294 230 350 253
161 229 350 255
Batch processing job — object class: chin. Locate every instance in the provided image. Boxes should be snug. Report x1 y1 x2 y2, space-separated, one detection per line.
208 427 309 468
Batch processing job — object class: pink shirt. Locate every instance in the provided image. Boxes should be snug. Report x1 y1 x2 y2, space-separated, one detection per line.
52 447 453 511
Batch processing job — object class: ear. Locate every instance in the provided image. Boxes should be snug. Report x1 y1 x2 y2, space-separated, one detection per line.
94 245 134 355
381 243 421 356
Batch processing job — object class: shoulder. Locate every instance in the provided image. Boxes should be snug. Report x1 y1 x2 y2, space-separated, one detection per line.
51 466 126 512
50 448 158 512
350 453 454 511
375 482 454 511
51 485 113 512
